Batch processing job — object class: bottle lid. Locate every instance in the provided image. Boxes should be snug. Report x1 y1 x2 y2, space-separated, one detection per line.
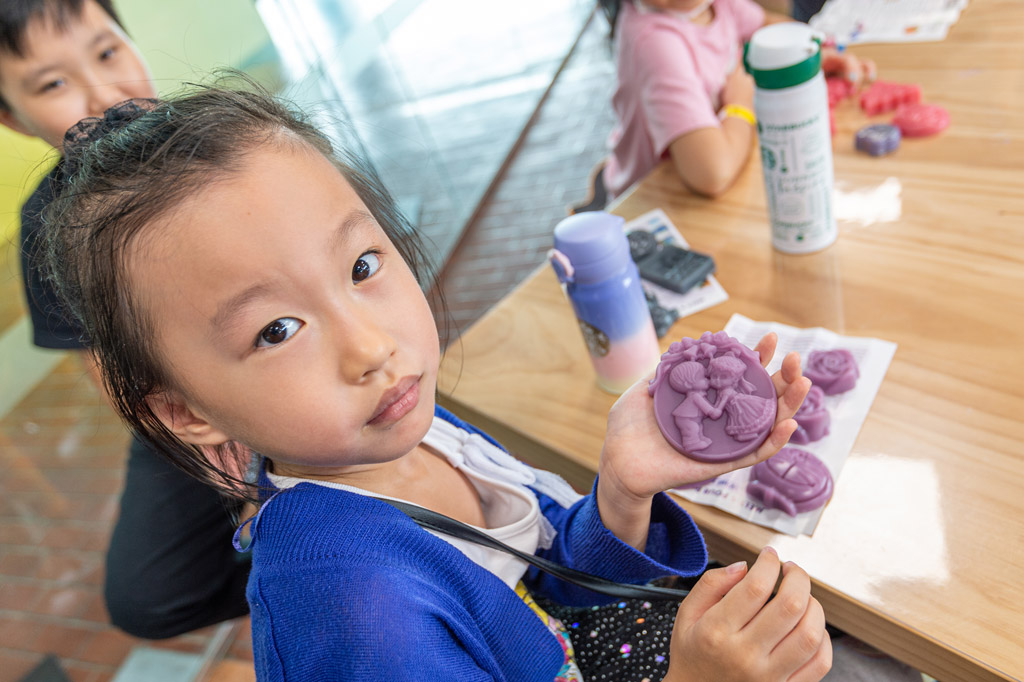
551 212 630 285
744 22 821 90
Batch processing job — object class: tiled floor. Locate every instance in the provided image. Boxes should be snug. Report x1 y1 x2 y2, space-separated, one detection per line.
0 11 616 682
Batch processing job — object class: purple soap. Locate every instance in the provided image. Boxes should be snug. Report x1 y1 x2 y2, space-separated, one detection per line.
855 124 901 156
803 349 859 396
790 385 830 445
747 447 834 516
649 331 777 463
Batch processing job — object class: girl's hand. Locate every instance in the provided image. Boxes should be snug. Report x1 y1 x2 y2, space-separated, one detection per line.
821 47 876 85
721 62 755 109
600 332 808 498
664 548 832 682
596 332 809 548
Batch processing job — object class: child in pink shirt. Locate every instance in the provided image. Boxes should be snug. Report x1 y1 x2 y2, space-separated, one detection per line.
600 0 873 199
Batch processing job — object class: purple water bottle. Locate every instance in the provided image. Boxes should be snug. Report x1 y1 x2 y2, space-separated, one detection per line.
548 212 661 394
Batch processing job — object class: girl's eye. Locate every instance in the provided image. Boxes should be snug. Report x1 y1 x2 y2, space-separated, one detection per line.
352 252 381 283
256 317 303 348
39 79 65 94
98 47 116 61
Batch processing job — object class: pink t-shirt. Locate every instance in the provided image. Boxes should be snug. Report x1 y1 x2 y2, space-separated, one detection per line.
604 0 765 198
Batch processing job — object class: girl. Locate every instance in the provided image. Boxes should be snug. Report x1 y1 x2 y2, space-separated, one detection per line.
42 86 828 681
709 354 776 442
598 0 875 199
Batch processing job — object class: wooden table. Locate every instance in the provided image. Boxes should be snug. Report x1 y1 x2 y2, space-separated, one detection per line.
438 2 1024 680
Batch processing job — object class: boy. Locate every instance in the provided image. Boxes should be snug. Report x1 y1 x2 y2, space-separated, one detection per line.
0 0 250 638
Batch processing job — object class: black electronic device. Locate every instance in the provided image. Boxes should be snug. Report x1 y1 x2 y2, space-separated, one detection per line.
626 230 716 295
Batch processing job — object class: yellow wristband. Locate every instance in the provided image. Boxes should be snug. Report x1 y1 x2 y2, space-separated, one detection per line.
720 104 756 126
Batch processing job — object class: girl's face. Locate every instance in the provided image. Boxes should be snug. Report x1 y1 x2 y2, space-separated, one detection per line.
708 367 734 390
133 143 440 477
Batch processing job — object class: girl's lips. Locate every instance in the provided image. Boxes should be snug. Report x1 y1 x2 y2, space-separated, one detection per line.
368 376 420 426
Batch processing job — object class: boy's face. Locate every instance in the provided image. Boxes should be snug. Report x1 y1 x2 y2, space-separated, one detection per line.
0 0 155 150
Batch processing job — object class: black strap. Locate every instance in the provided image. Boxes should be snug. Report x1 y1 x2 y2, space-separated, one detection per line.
379 498 690 602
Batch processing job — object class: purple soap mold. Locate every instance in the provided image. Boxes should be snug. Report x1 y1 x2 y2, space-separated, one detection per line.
747 447 834 516
790 385 830 445
649 331 777 463
855 124 901 156
803 349 859 396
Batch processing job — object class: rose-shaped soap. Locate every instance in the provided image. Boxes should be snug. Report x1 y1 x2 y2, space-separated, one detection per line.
803 349 859 396
790 385 830 445
649 331 776 463
746 447 834 516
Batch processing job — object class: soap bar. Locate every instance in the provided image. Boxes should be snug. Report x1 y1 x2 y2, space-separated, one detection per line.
855 123 901 156
649 331 777 463
803 349 859 396
790 385 830 445
893 103 950 137
859 80 922 115
747 447 834 515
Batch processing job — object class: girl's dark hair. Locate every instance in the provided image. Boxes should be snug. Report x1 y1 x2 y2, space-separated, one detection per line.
42 81 436 502
0 0 125 109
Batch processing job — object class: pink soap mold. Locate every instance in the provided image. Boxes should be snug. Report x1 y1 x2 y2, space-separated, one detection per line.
892 103 950 137
790 385 830 445
649 331 777 463
859 80 922 116
825 76 855 108
803 349 859 396
747 447 834 516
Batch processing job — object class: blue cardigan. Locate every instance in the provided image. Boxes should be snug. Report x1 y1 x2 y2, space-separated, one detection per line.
246 406 707 681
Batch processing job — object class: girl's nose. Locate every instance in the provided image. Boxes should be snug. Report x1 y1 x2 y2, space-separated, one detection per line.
338 311 397 383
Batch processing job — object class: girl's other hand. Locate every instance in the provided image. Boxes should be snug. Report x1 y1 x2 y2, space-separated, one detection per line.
721 62 755 109
599 332 809 502
821 47 877 85
664 548 832 682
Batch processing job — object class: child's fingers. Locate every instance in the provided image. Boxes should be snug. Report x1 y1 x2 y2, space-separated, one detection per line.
717 547 782 631
771 351 803 397
675 560 749 631
821 50 865 84
787 619 833 682
746 561 812 652
754 332 778 368
860 57 878 83
748 417 797 466
778 376 811 422
773 597 830 680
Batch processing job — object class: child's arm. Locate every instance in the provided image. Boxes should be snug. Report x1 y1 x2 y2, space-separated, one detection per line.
664 548 833 682
596 333 809 550
666 64 756 198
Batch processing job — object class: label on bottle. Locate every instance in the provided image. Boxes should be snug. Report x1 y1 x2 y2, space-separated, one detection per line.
578 319 610 357
757 109 836 253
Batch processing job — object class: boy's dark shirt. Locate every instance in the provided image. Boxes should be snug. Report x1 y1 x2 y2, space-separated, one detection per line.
17 164 253 636
20 163 85 349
